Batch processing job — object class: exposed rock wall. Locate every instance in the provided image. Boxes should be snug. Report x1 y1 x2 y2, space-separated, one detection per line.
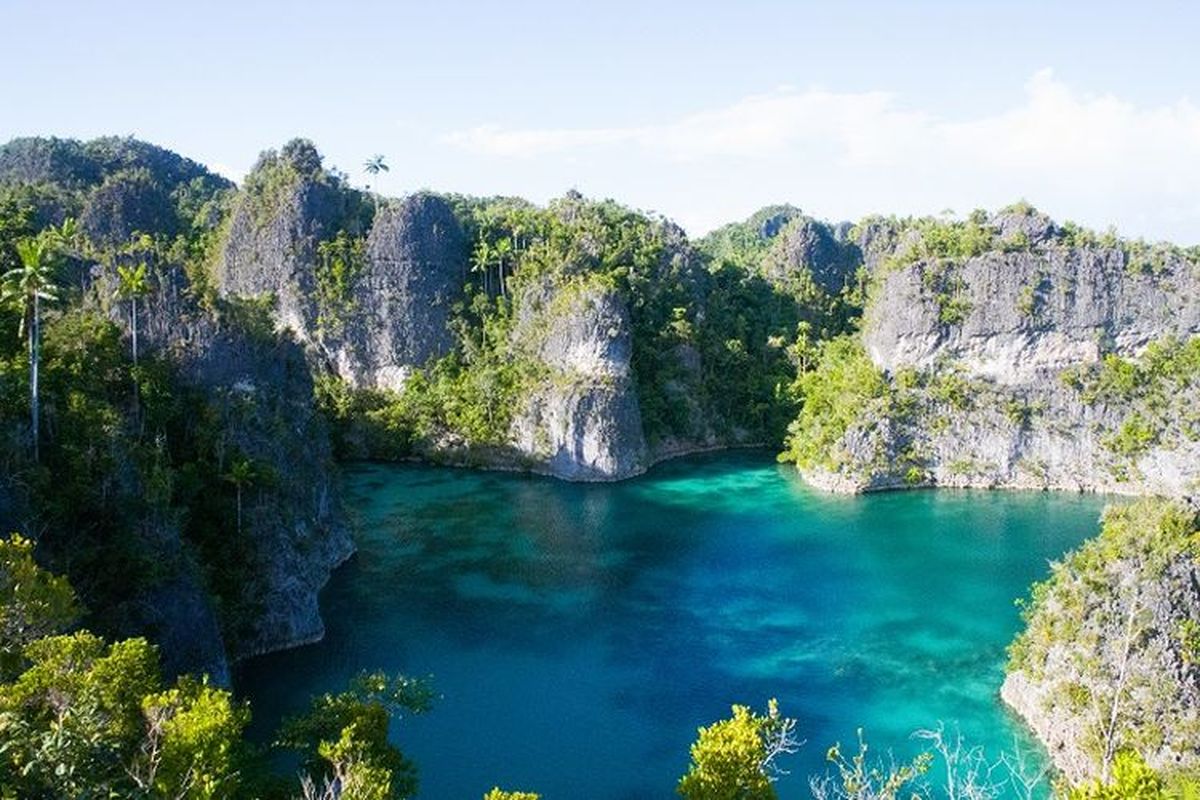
802 216 1200 497
218 174 348 336
101 264 352 671
217 156 655 481
509 278 648 480
326 195 467 391
864 248 1200 384
1001 501 1200 783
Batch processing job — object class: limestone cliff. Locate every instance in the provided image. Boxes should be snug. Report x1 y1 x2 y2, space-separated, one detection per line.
90 261 352 673
1002 500 1200 783
508 277 648 480
794 208 1200 497
327 195 467 390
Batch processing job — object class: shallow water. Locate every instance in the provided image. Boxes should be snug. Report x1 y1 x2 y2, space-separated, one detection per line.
237 451 1109 799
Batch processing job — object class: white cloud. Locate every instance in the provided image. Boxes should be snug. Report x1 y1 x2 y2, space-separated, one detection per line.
443 70 1200 242
445 87 926 163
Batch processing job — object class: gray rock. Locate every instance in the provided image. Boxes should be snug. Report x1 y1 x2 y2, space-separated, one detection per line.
762 217 860 294
801 241 1200 498
1002 535 1200 782
104 261 353 664
325 194 467 390
864 248 1200 384
509 277 649 480
218 174 347 336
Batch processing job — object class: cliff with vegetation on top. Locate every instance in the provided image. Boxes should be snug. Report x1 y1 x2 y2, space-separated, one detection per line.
0 136 351 680
218 151 857 481
1003 499 1200 785
781 205 1200 498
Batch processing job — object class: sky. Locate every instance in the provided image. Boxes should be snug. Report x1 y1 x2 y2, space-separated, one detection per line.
3 0 1199 242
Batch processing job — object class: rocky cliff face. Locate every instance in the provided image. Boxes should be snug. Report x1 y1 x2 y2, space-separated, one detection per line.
798 210 1200 497
218 147 658 481
95 263 353 673
509 278 648 480
1001 500 1200 783
760 216 861 295
217 166 355 336
864 245 1200 384
161 304 353 661
218 149 466 394
325 195 467 391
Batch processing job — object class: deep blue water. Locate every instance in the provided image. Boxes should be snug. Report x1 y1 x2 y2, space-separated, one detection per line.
237 451 1108 799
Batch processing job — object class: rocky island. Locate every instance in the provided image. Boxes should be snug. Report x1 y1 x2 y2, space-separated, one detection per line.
0 134 1196 797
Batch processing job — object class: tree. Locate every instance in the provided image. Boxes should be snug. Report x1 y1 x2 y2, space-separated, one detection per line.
363 155 389 192
484 790 540 800
1067 751 1171 800
279 671 434 800
0 631 247 799
0 631 160 796
677 699 800 800
114 260 151 367
222 456 258 535
1 235 60 461
0 549 247 799
0 533 79 678
130 677 250 800
808 730 931 800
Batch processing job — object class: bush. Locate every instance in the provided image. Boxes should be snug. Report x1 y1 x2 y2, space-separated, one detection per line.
677 700 798 800
780 336 888 470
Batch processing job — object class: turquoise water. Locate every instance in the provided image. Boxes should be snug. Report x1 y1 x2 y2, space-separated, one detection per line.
237 451 1108 799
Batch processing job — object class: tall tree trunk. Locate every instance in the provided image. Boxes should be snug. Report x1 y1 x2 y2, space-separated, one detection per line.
131 298 139 367
30 294 39 463
131 298 141 424
236 485 243 536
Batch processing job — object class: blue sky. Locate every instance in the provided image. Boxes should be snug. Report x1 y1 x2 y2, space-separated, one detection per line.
3 1 1198 242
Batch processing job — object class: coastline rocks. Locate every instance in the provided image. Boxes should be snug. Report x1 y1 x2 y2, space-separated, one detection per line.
808 237 1200 497
509 278 649 481
110 263 353 667
1001 502 1200 783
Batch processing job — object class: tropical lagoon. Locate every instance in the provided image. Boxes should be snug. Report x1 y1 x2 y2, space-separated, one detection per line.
238 452 1110 799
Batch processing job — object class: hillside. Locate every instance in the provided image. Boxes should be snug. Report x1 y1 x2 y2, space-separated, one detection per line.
781 206 1200 498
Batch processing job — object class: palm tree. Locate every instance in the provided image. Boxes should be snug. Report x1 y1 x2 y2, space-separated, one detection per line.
222 457 257 535
114 262 151 366
1 237 59 462
363 155 389 191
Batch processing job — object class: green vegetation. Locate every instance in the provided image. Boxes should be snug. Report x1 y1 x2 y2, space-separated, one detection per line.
876 214 996 274
1061 336 1200 465
314 229 367 334
676 699 798 800
483 790 541 800
1066 751 1172 800
0 534 79 678
779 336 888 470
278 671 433 800
0 534 436 800
318 191 855 459
813 730 932 800
1 229 62 461
1008 500 1200 780
362 154 389 193
0 541 248 799
6 135 1200 798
